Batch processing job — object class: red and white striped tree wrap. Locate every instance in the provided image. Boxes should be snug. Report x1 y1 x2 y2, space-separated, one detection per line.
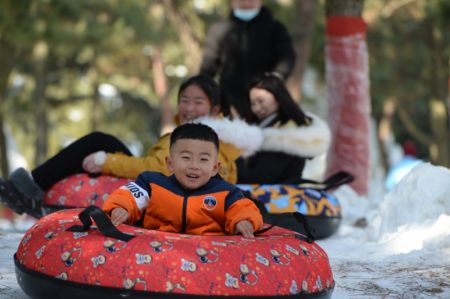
325 16 371 196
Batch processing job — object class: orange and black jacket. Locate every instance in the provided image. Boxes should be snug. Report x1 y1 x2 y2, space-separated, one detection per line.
103 171 263 235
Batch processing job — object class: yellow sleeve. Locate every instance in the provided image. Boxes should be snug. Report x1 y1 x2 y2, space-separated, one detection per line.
224 198 263 234
218 141 241 184
101 135 171 179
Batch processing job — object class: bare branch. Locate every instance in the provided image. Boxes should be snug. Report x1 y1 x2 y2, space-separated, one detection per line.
381 0 419 18
395 97 433 146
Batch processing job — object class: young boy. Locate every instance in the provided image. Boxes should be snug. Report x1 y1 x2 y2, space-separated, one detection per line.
103 123 263 238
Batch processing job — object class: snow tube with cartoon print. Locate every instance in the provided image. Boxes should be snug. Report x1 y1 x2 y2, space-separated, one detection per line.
42 172 352 239
15 206 334 299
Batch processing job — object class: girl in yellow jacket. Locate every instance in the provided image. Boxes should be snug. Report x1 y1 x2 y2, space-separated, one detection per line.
85 75 262 183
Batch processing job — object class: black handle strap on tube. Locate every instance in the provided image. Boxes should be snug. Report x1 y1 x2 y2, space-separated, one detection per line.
297 171 354 191
292 212 315 243
322 171 355 190
67 206 135 242
254 224 275 236
245 190 314 242
254 212 315 243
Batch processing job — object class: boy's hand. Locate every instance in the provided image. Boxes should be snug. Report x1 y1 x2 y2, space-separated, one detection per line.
235 220 255 238
110 208 129 226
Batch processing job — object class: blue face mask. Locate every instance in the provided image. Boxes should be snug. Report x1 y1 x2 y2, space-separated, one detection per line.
233 8 260 21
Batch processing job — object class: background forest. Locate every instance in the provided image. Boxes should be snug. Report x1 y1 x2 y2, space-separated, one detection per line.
0 0 449 179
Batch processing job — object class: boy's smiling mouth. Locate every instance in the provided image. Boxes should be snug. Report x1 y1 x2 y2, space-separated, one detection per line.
187 174 200 180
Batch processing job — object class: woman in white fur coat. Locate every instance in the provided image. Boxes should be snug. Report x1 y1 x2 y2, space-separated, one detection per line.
236 73 331 184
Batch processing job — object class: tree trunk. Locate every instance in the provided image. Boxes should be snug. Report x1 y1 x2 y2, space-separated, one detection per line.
91 81 101 132
33 41 49 167
0 40 14 176
325 0 371 196
378 98 396 171
163 0 203 73
430 99 449 166
326 0 364 16
150 46 174 135
286 0 318 102
428 18 449 167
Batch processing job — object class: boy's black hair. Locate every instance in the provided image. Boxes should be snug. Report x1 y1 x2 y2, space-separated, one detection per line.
170 123 219 151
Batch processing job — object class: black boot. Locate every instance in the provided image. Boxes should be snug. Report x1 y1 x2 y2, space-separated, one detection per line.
0 178 25 215
9 168 44 203
1 168 44 218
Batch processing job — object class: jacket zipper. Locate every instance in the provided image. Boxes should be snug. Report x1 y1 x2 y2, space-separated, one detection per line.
181 194 188 233
242 22 249 89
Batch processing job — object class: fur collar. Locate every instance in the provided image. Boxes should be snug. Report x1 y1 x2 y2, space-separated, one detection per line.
260 113 331 157
193 116 263 157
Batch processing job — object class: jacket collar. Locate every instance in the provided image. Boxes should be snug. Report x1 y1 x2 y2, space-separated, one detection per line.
260 113 331 158
257 113 279 128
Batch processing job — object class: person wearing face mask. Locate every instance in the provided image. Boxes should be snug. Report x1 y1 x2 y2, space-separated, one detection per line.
236 73 331 184
200 0 296 121
0 74 263 218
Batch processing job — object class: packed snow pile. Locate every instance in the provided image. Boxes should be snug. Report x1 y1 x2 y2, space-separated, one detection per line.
334 162 450 248
376 163 450 255
320 162 450 298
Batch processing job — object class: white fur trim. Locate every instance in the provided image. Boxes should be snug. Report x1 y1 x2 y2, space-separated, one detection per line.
193 116 263 157
94 151 107 165
260 113 331 157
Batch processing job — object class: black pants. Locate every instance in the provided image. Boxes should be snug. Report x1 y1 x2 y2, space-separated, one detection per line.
32 132 132 191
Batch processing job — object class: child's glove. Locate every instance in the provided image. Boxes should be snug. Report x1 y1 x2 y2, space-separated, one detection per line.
82 151 107 173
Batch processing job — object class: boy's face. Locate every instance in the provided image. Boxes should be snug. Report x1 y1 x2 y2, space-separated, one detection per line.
166 138 220 190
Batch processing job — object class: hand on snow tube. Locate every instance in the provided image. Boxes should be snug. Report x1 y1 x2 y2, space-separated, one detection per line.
82 151 107 173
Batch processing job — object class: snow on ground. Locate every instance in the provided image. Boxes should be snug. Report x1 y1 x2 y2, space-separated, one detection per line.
0 163 449 298
0 231 29 299
320 163 450 298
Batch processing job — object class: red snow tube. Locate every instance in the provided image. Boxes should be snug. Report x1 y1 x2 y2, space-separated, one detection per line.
43 173 349 239
15 207 334 299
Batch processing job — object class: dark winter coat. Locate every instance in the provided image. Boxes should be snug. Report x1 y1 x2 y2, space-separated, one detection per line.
200 6 296 120
237 113 331 184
